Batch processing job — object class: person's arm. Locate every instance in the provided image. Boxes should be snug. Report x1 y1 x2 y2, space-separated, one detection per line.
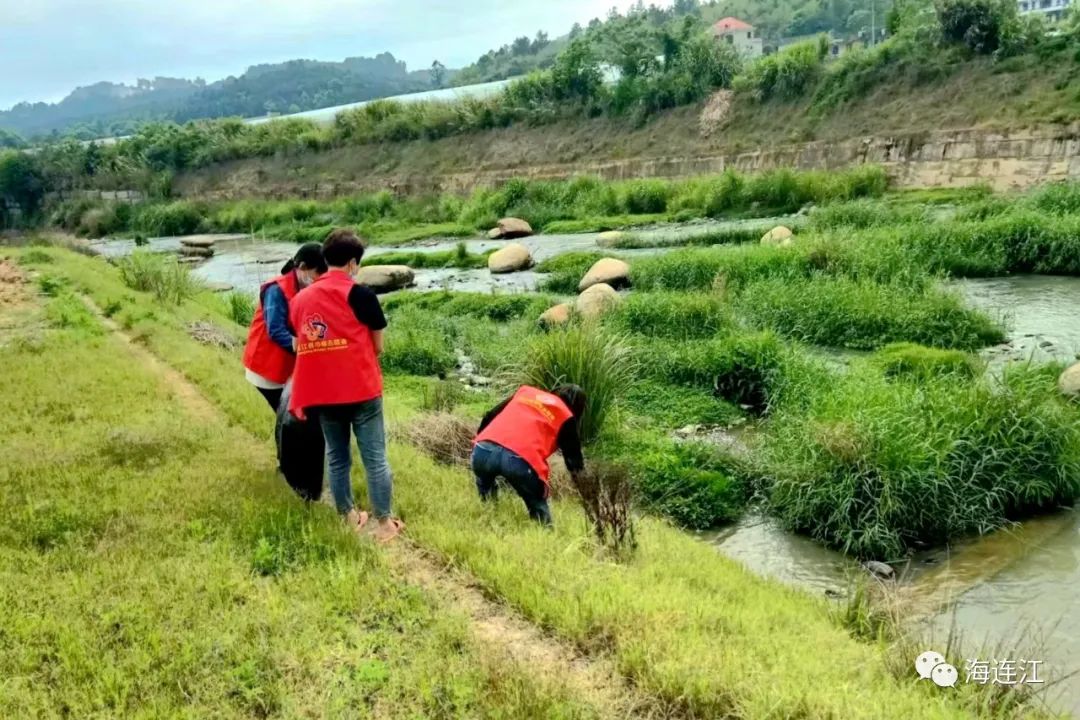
261 284 294 353
348 286 387 354
556 417 585 473
478 396 512 434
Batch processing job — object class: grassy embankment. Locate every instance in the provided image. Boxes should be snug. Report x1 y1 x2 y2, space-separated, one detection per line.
50 165 887 244
0 257 596 718
3 243 1038 719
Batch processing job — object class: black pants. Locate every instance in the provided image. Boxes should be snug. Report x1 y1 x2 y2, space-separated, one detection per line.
471 441 552 525
257 387 284 412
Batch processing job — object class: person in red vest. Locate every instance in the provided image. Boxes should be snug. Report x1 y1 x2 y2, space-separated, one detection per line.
242 243 327 411
472 384 587 525
288 229 403 543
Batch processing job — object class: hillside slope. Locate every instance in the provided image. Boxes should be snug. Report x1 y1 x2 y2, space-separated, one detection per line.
177 52 1080 199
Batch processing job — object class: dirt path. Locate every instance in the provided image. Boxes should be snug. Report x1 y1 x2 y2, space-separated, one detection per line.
76 291 664 720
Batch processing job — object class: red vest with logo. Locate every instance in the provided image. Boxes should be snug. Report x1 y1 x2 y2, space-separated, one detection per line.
242 271 300 385
474 385 574 483
288 271 383 419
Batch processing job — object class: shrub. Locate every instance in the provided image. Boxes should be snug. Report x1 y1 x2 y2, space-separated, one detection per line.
936 0 1014 54
518 326 636 442
131 201 206 237
808 200 930 230
734 38 828 101
570 462 637 558
764 363 1080 558
398 412 475 465
872 342 981 380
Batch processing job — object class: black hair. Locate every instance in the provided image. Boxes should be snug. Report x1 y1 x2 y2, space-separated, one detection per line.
553 384 587 418
280 243 328 275
322 228 366 267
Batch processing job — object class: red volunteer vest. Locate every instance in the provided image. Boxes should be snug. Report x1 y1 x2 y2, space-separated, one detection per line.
242 271 300 385
288 271 383 419
474 385 574 483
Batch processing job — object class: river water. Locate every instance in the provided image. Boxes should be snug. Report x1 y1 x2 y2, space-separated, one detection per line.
92 228 1080 713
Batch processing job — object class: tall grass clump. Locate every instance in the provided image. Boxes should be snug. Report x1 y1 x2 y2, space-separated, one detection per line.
116 251 203 305
379 307 457 376
808 199 930 230
606 292 733 339
764 362 1080 558
872 342 981 381
518 325 636 442
735 276 1005 350
570 462 637 559
223 291 256 327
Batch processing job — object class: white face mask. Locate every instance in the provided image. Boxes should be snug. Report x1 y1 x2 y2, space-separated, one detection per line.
296 270 314 287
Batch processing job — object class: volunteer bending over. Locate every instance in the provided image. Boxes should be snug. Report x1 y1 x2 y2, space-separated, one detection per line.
242 243 327 411
472 384 587 525
288 229 403 543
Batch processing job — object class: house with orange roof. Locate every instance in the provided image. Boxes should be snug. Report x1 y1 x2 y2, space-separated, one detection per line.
711 17 763 58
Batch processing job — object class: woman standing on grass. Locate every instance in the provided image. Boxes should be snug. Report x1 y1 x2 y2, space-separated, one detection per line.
288 229 404 543
242 243 327 411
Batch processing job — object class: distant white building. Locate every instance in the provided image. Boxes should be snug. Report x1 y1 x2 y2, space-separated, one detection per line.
1018 0 1072 21
712 17 764 59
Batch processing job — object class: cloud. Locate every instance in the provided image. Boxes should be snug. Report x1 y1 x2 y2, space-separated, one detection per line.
0 0 653 109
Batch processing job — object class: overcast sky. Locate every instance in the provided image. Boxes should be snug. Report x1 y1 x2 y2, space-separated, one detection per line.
0 0 658 109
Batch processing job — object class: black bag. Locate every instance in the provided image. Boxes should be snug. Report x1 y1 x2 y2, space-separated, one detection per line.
275 386 325 502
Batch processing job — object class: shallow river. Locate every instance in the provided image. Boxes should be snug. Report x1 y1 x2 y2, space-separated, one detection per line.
93 228 1080 713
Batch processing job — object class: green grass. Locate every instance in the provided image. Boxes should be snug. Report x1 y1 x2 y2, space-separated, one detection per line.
364 243 492 269
22 245 1056 718
735 276 1006 351
872 342 982 381
0 271 598 718
763 361 1080 559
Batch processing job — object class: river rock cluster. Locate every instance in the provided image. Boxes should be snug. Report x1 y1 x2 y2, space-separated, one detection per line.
539 257 632 328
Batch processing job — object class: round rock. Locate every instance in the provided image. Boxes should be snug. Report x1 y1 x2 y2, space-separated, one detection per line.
487 217 534 240
538 302 572 329
760 226 794 247
487 243 533 274
355 265 415 294
575 283 622 320
579 258 631 292
1059 362 1080 398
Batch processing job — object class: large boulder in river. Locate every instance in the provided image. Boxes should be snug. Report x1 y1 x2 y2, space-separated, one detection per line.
180 235 218 249
538 303 573 329
575 283 622 320
179 245 214 258
487 218 534 240
487 243 533 274
356 265 415 294
760 226 794 247
1059 362 1080 398
579 258 631 292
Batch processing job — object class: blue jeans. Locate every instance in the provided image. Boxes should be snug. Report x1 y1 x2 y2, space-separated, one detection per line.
316 398 393 518
471 441 551 525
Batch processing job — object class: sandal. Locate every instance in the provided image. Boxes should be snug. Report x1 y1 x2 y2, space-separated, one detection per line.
373 518 405 544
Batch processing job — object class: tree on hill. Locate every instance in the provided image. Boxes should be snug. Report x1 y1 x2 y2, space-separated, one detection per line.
431 61 447 88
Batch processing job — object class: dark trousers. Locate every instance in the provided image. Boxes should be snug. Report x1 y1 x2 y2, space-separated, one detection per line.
471 441 552 525
257 387 284 412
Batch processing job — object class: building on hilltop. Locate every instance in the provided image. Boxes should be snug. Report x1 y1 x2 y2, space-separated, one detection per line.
1018 0 1072 21
712 17 763 58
